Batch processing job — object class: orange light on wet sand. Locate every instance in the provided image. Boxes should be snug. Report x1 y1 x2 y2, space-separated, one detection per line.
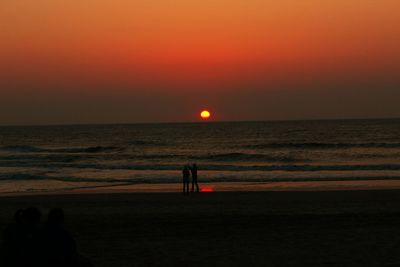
200 110 211 119
201 187 213 192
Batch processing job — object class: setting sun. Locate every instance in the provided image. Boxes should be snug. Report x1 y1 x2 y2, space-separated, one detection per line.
200 110 211 119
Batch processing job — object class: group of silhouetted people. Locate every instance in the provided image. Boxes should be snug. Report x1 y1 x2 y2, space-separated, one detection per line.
1 207 93 267
182 163 200 195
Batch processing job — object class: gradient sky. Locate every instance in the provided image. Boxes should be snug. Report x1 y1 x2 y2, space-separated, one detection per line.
1 0 399 125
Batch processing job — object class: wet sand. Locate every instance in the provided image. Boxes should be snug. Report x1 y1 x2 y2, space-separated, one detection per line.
5 179 400 196
2 188 400 266
73 179 400 193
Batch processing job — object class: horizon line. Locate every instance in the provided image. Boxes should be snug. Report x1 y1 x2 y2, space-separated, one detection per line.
0 116 399 127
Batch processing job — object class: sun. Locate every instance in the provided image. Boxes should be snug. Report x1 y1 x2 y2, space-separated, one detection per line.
200 110 211 120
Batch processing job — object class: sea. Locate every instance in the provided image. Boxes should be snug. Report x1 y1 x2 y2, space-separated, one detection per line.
1 119 400 193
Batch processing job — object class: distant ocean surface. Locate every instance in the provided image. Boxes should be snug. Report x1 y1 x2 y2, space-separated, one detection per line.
1 119 400 193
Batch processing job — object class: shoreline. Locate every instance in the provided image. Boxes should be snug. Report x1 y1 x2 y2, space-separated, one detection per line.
3 179 400 197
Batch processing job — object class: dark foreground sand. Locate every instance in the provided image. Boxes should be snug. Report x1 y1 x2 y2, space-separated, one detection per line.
2 190 400 267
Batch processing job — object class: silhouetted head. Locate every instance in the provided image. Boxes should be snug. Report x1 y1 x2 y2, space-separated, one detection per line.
183 165 189 170
22 207 41 226
48 208 65 226
14 209 24 224
193 164 197 169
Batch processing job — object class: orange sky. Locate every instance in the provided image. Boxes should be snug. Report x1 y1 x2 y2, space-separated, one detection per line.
0 0 399 124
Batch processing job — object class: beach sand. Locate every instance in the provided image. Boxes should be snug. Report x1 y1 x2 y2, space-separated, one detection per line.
2 184 400 266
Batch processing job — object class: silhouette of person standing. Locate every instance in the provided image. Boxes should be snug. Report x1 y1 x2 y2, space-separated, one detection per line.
190 164 199 192
39 208 94 267
2 207 42 267
39 208 78 266
182 165 190 195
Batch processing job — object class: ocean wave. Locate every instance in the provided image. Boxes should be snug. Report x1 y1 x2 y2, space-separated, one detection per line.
72 163 400 172
247 142 400 149
0 145 44 153
3 172 400 185
0 145 120 153
0 152 304 163
0 173 46 181
191 153 300 162
127 140 166 146
4 151 400 164
3 162 400 172
335 152 400 159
